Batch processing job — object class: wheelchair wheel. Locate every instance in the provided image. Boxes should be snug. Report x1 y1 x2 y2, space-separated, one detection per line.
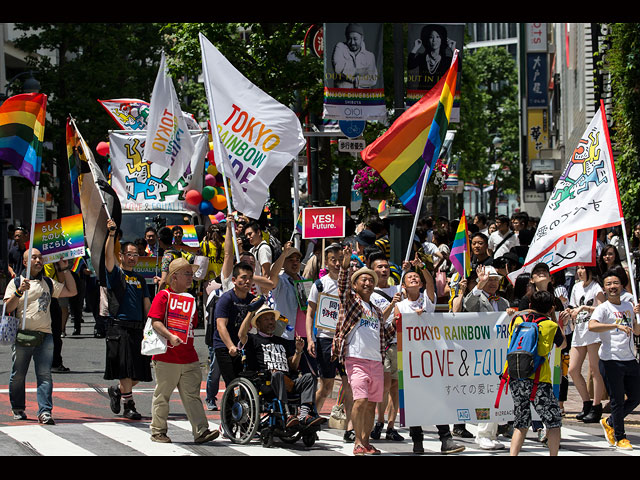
220 377 261 444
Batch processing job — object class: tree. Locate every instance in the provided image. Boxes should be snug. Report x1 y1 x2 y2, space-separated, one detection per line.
13 23 165 217
608 23 640 223
454 46 519 219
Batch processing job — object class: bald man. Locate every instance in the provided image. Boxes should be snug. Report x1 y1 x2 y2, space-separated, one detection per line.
3 249 77 425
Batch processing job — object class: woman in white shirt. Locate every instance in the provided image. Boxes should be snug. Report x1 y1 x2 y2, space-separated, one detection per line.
567 265 606 423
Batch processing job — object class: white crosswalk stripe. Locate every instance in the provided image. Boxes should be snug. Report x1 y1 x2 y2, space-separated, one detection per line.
0 421 637 456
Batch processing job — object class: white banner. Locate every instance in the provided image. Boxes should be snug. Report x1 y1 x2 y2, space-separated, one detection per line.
199 33 306 220
143 52 195 183
398 311 560 426
109 131 207 211
523 105 622 271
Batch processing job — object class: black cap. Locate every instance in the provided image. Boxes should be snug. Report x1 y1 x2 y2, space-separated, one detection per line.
356 229 376 247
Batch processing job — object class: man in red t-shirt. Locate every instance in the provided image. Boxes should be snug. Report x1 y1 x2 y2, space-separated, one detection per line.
147 257 219 445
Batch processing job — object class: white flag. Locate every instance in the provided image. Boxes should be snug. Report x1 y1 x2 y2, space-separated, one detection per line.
199 33 306 220
143 52 195 183
509 103 623 283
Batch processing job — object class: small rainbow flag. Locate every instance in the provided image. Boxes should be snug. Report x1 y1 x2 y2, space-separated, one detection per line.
0 93 47 185
295 210 303 233
361 51 458 214
450 209 471 279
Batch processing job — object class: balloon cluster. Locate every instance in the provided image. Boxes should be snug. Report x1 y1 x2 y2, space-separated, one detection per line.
185 145 228 216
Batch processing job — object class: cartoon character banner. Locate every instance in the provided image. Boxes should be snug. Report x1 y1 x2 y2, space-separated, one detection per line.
98 99 150 130
406 23 464 122
509 102 623 283
108 131 207 211
323 23 386 123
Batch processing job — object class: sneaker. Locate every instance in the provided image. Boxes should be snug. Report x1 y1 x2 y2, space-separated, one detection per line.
370 421 384 440
441 437 465 454
363 444 381 455
206 398 218 411
385 428 404 441
537 428 547 443
300 414 326 428
51 365 70 373
108 385 121 414
616 438 633 451
343 429 356 443
601 417 616 446
353 444 367 456
476 437 505 450
12 410 27 420
151 433 172 443
122 400 142 420
194 429 220 444
286 415 300 429
497 423 513 439
38 412 55 425
452 426 474 438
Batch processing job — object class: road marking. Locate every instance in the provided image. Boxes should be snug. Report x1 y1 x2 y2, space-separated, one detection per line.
85 422 196 456
0 424 96 456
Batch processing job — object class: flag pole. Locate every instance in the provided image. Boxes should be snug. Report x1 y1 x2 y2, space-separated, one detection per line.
70 116 112 221
200 33 240 263
404 167 431 263
20 180 40 330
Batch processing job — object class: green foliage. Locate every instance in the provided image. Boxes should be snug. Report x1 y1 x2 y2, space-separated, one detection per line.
608 23 640 222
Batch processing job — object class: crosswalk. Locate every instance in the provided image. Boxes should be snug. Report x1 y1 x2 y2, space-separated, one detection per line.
0 419 636 456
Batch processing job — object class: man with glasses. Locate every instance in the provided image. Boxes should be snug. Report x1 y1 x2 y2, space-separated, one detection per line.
104 218 152 420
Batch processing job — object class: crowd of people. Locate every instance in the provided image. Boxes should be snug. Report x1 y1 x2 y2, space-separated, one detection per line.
3 207 640 456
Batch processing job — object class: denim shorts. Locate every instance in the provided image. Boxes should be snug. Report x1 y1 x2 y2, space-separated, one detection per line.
316 336 346 379
510 379 562 430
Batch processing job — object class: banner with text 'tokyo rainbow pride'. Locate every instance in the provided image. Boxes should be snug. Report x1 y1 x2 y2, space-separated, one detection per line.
33 213 85 264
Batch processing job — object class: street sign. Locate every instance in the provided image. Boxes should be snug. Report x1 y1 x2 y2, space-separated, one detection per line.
338 138 366 153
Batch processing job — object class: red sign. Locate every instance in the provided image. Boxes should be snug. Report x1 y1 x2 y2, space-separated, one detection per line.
312 27 324 57
302 206 345 239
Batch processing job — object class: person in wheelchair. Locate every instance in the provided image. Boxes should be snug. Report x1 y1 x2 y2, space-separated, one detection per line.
238 303 326 430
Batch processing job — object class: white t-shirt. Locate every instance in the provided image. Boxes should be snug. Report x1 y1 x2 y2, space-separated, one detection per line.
488 230 519 258
345 300 382 362
371 285 401 344
590 300 637 361
308 274 339 339
250 241 272 294
569 280 603 347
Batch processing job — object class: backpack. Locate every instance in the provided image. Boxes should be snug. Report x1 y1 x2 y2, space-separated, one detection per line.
494 312 548 408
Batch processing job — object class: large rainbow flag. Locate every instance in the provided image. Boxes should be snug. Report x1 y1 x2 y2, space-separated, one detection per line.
450 209 472 279
361 50 458 214
0 93 47 185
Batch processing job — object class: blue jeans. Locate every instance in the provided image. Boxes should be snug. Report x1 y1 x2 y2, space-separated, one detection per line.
10 333 54 416
599 359 640 441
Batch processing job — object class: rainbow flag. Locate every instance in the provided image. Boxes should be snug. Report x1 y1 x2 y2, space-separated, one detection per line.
0 93 47 185
361 51 458 214
295 210 303 233
450 209 471 279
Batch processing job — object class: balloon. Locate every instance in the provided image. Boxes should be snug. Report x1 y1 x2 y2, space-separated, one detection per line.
215 211 226 221
96 141 110 157
202 186 215 201
205 174 216 187
214 186 225 196
207 149 215 163
207 164 218 176
199 200 215 216
212 194 227 211
185 189 202 206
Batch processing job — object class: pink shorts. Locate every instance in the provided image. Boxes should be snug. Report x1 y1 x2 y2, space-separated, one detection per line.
345 357 384 402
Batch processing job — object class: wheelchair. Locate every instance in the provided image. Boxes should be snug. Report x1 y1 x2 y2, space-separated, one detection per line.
220 369 321 449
